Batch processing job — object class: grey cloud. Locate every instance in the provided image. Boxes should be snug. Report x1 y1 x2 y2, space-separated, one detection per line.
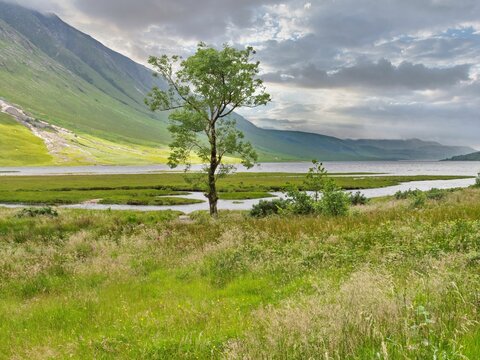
71 0 277 39
3 0 62 11
338 102 480 122
256 0 480 75
264 59 472 90
334 100 480 146
250 117 308 130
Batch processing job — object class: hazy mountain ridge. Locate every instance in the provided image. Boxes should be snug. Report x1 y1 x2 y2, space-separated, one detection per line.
443 151 480 161
0 1 475 164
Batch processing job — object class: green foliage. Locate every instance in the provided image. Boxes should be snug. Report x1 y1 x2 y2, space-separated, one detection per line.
425 188 447 201
396 188 448 204
146 44 270 172
318 179 351 216
16 207 58 218
146 43 271 215
284 188 317 215
251 161 350 217
304 160 328 201
250 199 289 217
411 191 427 208
349 191 369 205
396 189 440 208
395 189 422 200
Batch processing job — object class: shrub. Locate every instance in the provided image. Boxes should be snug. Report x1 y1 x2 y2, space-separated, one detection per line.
411 191 427 208
395 189 421 200
304 160 328 201
284 189 316 215
250 198 289 217
349 191 369 205
16 207 58 218
250 160 350 218
319 180 350 216
476 172 480 187
426 188 446 201
396 188 445 205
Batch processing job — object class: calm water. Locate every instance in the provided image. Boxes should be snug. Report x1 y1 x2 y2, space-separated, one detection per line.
1 161 479 176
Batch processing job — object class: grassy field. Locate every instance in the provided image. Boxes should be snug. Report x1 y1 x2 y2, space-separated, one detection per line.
0 112 53 166
0 187 480 358
0 173 471 205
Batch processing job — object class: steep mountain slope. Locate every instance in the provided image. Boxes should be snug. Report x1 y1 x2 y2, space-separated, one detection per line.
0 2 163 110
0 2 170 146
0 1 475 164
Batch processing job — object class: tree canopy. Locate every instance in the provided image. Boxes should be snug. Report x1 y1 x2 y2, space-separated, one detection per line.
146 43 271 215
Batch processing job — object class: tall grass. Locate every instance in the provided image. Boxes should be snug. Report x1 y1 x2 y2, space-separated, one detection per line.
0 188 480 358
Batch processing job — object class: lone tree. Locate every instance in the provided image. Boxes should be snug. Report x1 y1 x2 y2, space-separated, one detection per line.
146 43 271 216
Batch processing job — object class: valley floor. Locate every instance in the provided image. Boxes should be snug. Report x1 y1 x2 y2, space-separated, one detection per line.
0 172 470 206
1 187 480 358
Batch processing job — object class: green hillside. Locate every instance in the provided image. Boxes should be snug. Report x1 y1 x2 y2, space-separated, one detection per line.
0 1 475 165
443 151 480 161
0 16 170 146
0 112 52 166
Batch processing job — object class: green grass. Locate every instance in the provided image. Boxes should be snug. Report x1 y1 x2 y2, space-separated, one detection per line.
0 189 200 206
0 188 480 358
0 173 469 206
0 112 52 166
98 194 204 206
0 172 470 193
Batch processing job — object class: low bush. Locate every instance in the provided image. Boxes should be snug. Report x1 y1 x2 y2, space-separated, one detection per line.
16 207 58 218
349 191 369 205
396 188 447 204
251 161 351 218
411 191 427 208
395 189 421 200
250 198 289 217
319 180 350 216
476 172 480 187
284 189 316 215
426 188 446 201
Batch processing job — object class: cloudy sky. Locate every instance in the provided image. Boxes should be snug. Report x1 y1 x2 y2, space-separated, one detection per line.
8 0 480 148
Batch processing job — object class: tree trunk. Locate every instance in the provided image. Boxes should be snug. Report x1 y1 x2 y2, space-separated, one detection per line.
207 167 218 216
208 122 219 217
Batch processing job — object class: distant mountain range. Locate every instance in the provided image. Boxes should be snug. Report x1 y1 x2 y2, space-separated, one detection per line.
0 1 475 165
443 151 480 161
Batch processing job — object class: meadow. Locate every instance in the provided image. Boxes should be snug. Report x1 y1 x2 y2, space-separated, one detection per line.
0 187 479 358
0 172 470 205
